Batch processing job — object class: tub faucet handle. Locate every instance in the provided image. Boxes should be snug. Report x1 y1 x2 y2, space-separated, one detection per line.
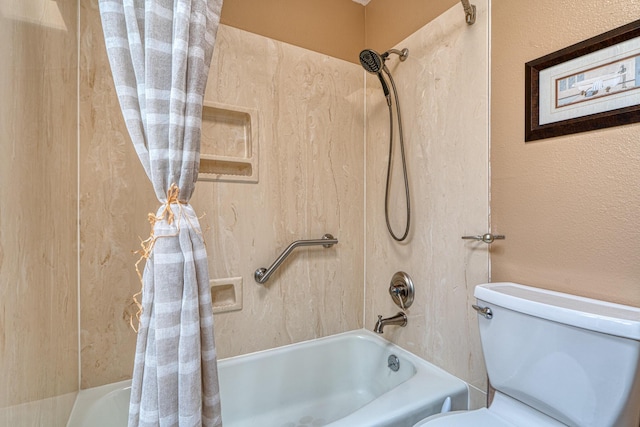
389 272 414 310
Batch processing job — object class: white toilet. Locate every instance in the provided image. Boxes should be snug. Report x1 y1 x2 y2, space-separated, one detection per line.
414 282 640 427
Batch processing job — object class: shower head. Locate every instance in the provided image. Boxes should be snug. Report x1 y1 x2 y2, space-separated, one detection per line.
359 49 384 74
359 49 391 103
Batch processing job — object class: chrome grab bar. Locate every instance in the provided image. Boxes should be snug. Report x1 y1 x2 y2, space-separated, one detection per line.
461 233 505 244
254 234 338 284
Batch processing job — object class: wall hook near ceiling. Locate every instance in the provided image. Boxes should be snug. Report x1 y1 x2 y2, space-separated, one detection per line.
460 0 476 25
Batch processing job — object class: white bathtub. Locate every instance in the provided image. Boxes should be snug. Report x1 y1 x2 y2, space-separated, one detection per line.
67 330 468 427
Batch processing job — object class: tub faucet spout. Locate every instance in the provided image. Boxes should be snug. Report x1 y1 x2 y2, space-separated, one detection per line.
374 312 407 334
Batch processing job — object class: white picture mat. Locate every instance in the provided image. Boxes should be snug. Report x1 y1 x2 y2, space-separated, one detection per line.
539 37 640 125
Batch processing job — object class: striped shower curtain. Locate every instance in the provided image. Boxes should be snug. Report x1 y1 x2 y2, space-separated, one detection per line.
99 0 224 425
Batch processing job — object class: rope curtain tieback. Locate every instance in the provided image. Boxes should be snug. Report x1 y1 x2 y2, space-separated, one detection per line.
130 183 185 332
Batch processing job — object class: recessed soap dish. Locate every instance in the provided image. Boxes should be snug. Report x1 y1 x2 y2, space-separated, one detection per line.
210 277 243 313
198 102 259 183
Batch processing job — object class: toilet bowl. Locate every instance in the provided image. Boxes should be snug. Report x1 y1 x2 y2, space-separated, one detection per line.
413 282 640 427
414 409 511 427
414 393 566 426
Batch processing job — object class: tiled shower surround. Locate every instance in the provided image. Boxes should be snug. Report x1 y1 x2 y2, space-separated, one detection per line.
79 0 489 400
0 1 79 424
364 0 489 404
1 0 489 423
79 13 366 388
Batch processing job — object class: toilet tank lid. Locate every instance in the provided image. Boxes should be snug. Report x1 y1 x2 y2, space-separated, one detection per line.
475 282 640 340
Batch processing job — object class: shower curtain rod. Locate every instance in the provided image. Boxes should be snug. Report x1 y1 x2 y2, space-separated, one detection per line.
460 0 476 25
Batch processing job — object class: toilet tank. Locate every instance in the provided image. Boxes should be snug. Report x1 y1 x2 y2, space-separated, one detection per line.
474 282 640 427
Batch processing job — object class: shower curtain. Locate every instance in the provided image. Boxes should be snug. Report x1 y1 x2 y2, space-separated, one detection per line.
99 0 223 425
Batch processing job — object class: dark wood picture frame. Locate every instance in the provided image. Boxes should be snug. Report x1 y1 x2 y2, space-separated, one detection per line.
525 19 640 142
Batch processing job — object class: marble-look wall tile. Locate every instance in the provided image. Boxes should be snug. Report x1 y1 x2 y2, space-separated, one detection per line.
364 0 489 396
79 0 156 389
80 0 485 394
200 25 365 358
0 0 79 422
80 15 365 387
468 384 488 410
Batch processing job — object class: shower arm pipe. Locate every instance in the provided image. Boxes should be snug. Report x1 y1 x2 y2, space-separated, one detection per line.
460 0 476 25
382 49 409 61
254 234 338 284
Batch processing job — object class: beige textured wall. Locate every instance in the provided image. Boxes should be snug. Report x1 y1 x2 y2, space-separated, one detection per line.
218 0 461 64
220 0 365 63
365 0 489 408
491 0 640 307
80 0 364 386
0 0 79 424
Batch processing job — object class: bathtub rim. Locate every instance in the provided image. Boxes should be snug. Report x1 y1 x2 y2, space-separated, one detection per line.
66 328 469 427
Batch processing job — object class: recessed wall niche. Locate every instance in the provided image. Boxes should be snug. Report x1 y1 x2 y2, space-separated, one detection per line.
199 102 259 183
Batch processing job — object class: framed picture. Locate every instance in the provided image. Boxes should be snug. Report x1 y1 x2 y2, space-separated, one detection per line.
525 19 640 142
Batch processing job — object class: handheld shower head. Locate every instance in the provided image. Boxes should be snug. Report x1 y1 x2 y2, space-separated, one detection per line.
359 49 391 103
359 49 384 73
359 47 412 242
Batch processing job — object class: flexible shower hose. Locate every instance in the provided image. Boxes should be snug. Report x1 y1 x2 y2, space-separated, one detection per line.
383 68 411 242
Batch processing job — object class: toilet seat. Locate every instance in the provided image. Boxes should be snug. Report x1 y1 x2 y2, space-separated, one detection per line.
413 408 515 427
413 393 568 427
